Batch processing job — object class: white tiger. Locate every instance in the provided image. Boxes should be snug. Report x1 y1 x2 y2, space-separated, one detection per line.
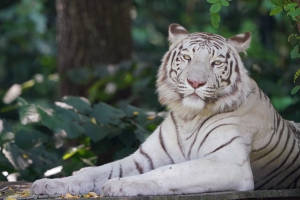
31 24 300 197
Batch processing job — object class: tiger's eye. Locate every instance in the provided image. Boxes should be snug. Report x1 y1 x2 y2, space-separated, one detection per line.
213 60 222 65
183 55 191 60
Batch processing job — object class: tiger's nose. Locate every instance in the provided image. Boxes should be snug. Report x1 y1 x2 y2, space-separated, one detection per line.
187 78 206 89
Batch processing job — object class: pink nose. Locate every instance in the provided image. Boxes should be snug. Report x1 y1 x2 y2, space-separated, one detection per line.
187 78 206 89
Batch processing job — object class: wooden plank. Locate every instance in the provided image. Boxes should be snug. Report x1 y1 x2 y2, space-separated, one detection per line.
1 182 300 200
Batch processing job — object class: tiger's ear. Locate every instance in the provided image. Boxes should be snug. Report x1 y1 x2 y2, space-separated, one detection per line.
227 32 251 53
168 23 190 44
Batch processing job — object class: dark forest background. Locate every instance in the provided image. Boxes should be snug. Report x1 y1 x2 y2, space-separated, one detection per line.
0 0 299 181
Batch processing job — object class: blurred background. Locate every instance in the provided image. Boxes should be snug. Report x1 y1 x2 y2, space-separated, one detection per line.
0 0 299 182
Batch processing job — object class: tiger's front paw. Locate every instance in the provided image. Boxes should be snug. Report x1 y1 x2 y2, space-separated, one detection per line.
31 178 70 195
102 177 164 197
31 176 100 195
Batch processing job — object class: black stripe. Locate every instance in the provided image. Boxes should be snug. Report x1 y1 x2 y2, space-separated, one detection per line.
204 136 241 157
170 50 177 66
139 146 154 170
211 49 215 58
259 138 295 181
233 56 238 71
276 165 300 188
287 121 300 138
201 114 236 133
262 127 291 169
219 53 232 85
159 125 174 163
162 51 171 76
119 163 123 178
252 111 280 153
197 123 236 154
256 143 299 189
259 89 263 99
288 173 300 188
170 112 186 159
187 113 221 159
134 159 143 174
168 50 178 80
108 166 113 179
253 120 285 162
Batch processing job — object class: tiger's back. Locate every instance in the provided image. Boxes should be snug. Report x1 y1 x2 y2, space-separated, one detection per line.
249 87 300 189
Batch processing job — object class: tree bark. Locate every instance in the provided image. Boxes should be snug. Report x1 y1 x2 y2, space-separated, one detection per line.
56 0 132 97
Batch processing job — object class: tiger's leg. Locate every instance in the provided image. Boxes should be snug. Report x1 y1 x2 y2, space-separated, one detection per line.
102 156 254 196
30 125 177 195
102 132 254 197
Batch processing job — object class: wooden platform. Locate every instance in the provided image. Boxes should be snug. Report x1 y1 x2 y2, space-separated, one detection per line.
1 182 300 200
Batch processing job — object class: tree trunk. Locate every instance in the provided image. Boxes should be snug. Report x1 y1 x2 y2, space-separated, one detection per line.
56 0 132 97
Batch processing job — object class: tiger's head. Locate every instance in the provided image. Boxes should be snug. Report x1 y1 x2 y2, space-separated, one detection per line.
156 24 253 115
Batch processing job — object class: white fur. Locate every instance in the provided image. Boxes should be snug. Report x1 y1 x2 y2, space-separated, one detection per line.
31 25 299 196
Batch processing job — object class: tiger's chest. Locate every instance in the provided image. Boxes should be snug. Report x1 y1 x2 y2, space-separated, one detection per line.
165 111 252 162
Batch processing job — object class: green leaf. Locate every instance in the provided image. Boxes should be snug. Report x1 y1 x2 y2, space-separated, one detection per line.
220 0 229 6
123 105 149 124
271 96 296 111
211 13 220 28
82 122 108 142
270 0 283 6
0 132 14 144
0 119 13 135
113 147 136 160
19 104 40 125
3 143 30 170
15 130 46 150
207 0 219 3
210 3 222 14
0 120 14 146
61 121 84 138
37 107 63 130
291 85 300 95
119 130 136 147
16 97 28 106
28 145 59 170
134 123 150 142
54 105 83 123
0 151 14 172
291 45 300 59
294 68 300 83
287 8 300 20
270 6 283 16
285 3 298 11
90 102 125 125
62 96 91 114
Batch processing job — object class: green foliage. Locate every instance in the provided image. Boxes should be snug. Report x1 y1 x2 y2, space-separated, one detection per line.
291 44 300 59
1 97 163 179
291 85 300 94
285 2 300 21
291 69 300 94
207 0 231 28
268 0 300 94
294 68 300 83
0 0 56 89
1 0 300 181
270 5 283 15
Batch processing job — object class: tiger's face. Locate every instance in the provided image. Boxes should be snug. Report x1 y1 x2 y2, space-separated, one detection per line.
157 24 252 113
